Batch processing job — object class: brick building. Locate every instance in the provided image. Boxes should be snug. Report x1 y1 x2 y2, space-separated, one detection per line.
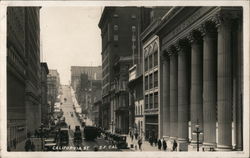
98 7 153 133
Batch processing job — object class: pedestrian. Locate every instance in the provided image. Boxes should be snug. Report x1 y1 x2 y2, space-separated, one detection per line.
31 142 35 151
158 139 162 150
13 138 16 149
154 137 158 147
173 139 178 151
138 137 143 151
135 132 138 140
69 125 71 130
162 139 167 151
24 139 31 151
149 136 153 146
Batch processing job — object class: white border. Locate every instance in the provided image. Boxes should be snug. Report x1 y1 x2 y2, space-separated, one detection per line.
0 1 249 158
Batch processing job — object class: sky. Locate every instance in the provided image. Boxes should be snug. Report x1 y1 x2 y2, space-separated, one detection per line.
40 7 103 85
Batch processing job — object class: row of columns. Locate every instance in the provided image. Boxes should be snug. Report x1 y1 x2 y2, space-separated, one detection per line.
161 12 243 151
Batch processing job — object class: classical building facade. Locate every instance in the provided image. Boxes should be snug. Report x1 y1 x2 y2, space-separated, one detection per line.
41 62 49 125
142 7 243 151
7 7 42 147
71 66 102 91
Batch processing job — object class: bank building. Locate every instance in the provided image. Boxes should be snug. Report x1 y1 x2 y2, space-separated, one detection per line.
141 6 243 151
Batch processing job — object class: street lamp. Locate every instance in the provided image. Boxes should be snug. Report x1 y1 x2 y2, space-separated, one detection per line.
192 123 203 152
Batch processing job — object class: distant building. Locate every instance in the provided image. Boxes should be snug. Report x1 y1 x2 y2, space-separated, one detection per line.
75 72 102 119
71 66 102 91
47 69 60 119
7 7 42 148
40 63 49 125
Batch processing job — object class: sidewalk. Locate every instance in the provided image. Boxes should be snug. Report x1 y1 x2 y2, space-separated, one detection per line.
125 135 171 152
10 137 42 152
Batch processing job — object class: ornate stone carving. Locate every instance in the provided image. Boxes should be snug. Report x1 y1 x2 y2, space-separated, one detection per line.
175 38 190 53
167 45 178 56
211 10 242 29
187 30 203 44
199 20 217 37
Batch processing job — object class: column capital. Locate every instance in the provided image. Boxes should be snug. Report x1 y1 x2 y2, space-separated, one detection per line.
187 30 203 44
211 10 242 30
175 38 190 53
167 45 178 56
200 21 217 37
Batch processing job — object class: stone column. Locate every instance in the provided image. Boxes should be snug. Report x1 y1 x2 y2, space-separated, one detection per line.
235 18 243 151
162 53 170 139
177 39 190 151
202 21 217 148
189 30 204 145
217 14 233 151
169 47 178 140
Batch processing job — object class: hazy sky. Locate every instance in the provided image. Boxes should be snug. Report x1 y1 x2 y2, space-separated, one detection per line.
40 7 103 85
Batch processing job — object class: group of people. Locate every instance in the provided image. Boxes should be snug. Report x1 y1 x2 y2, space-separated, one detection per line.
155 139 178 151
24 138 36 151
129 130 143 151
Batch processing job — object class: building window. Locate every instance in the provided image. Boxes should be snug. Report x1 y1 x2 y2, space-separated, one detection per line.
149 74 153 89
154 51 158 67
149 94 153 109
149 54 153 69
154 93 158 108
114 25 118 31
114 35 118 41
145 76 148 90
154 71 158 88
145 95 149 109
135 106 137 115
145 57 148 71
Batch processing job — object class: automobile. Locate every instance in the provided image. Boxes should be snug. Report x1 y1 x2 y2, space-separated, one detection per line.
115 135 128 149
44 142 57 151
58 128 69 146
83 126 99 140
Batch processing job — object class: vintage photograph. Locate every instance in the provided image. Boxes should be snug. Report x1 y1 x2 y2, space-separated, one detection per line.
2 1 249 157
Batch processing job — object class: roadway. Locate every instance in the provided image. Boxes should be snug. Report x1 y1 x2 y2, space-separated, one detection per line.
59 85 117 151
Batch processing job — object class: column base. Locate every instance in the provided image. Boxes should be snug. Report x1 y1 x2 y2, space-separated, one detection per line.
178 138 189 151
163 136 170 140
235 147 243 151
202 142 216 151
216 144 232 151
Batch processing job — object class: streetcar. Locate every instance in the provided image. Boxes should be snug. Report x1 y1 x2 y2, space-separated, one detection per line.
58 128 69 146
74 126 82 145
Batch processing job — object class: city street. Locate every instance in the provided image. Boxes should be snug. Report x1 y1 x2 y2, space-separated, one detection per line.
58 85 117 151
